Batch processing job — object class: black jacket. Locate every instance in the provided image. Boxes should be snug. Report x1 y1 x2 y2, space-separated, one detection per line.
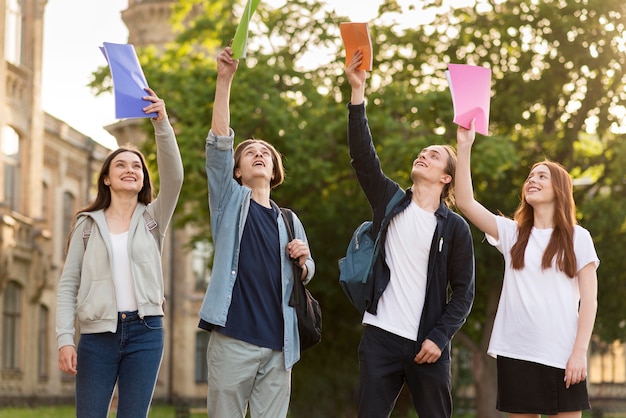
347 102 475 360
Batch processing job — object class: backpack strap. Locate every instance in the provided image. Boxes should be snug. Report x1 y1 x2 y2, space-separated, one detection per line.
385 188 405 216
376 188 406 235
82 212 161 251
279 207 303 308
82 217 94 249
279 208 295 241
143 211 161 251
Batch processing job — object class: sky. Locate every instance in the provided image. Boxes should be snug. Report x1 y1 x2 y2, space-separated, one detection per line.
41 0 386 150
42 0 129 149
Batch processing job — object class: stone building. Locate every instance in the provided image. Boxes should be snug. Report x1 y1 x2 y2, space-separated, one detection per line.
0 0 110 403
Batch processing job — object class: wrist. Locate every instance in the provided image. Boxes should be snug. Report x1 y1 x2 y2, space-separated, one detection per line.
300 263 307 280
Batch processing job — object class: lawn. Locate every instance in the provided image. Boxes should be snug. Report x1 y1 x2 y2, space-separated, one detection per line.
0 406 624 417
0 405 201 418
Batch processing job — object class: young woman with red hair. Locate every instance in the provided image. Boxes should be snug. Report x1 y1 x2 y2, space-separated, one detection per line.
455 121 599 418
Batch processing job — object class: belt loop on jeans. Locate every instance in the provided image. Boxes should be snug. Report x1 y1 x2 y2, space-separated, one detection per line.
118 311 140 322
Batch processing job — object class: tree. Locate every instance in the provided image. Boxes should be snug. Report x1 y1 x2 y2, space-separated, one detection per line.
91 0 626 416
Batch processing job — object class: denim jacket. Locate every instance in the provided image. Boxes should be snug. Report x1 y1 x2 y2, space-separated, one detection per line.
199 129 315 370
348 102 475 361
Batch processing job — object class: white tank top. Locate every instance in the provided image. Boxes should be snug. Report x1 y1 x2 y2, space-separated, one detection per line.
110 231 138 312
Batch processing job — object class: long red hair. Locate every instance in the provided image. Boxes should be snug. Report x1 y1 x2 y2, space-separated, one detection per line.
510 160 577 278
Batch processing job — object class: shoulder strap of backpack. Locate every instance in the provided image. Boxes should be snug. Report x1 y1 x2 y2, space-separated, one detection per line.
377 188 406 234
280 207 304 307
82 212 160 250
279 208 295 242
143 211 161 251
384 188 405 216
82 217 93 249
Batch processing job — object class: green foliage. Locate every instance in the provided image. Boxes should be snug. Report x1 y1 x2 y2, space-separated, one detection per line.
89 0 626 414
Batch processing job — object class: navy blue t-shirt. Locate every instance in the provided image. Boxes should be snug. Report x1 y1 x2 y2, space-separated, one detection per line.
199 200 284 350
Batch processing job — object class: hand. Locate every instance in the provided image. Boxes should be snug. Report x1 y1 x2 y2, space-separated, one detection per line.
564 349 587 388
414 339 442 364
345 50 367 90
142 87 167 121
58 345 77 375
286 239 310 270
456 119 476 149
217 46 239 80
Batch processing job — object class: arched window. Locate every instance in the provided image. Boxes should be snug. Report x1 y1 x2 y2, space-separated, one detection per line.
4 0 24 65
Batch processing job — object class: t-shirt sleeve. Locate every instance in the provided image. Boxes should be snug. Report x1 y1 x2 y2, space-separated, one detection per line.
574 226 600 273
485 216 517 256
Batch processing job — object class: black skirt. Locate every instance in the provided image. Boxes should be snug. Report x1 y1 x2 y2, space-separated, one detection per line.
496 356 591 414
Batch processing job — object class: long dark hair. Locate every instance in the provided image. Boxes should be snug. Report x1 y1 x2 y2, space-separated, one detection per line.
510 160 577 278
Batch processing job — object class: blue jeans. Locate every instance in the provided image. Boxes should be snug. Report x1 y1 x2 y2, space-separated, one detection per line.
76 311 164 418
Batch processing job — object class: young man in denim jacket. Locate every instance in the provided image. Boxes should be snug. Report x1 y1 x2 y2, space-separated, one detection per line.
198 46 315 418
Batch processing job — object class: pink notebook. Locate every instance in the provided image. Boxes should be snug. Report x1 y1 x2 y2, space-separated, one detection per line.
445 64 492 135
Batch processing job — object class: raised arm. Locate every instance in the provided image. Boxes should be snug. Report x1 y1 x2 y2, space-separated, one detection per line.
212 47 239 136
455 121 498 239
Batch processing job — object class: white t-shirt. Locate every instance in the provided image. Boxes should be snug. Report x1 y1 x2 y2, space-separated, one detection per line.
111 231 138 312
486 216 599 368
363 201 437 340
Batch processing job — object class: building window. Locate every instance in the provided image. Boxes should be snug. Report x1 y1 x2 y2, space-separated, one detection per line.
62 191 75 245
1 126 20 211
38 305 49 379
192 240 212 291
42 182 49 220
195 331 210 383
4 0 24 65
2 281 21 370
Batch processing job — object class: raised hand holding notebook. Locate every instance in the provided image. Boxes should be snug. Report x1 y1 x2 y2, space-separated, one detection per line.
445 64 492 136
231 0 261 59
101 42 157 119
340 22 373 71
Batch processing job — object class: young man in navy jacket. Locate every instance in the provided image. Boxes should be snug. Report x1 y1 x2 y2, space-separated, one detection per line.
345 50 475 418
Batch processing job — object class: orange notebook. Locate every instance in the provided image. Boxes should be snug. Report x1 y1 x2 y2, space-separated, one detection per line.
340 22 373 71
